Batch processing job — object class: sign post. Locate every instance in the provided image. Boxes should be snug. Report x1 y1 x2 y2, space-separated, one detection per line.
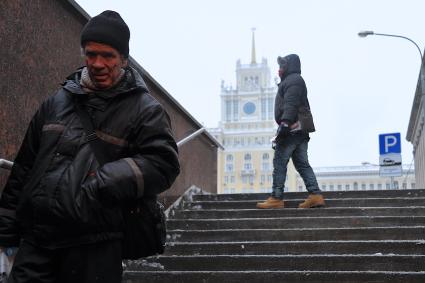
379 133 402 180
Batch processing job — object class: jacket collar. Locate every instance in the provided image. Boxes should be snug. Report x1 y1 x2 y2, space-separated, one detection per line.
62 66 149 110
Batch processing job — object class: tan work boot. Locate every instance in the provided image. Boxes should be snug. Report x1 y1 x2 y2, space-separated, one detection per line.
298 194 325 208
256 197 284 209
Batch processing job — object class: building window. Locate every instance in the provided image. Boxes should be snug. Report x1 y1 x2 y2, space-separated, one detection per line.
225 164 233 172
402 183 407 189
260 175 266 183
361 184 366 190
267 175 272 183
268 98 274 120
378 183 382 190
322 185 327 191
225 101 231 121
345 184 350 190
337 185 342 191
261 98 267 120
369 184 374 190
393 181 399 189
230 176 235 183
263 153 269 160
224 176 229 183
244 163 252 170
233 100 239 121
329 184 334 191
386 183 390 189
242 176 248 184
262 162 270 171
353 182 358 190
226 154 233 162
411 183 416 189
244 153 251 161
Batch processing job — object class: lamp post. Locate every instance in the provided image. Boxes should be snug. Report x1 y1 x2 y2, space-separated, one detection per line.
358 31 423 61
358 30 424 97
358 30 424 190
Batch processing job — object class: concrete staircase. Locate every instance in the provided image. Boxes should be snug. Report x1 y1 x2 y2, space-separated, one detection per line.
123 189 425 283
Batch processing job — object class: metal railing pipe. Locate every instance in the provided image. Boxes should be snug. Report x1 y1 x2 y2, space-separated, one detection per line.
0 159 13 170
176 128 206 148
1 127 209 171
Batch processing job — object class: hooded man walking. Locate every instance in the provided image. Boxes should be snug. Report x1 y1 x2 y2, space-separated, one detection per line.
0 10 180 283
257 54 325 209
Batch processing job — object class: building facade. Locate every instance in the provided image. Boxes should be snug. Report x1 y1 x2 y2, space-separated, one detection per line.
296 164 416 192
209 31 296 194
407 63 425 189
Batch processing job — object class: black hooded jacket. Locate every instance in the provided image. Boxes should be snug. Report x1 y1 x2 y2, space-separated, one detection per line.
274 54 311 125
0 67 180 248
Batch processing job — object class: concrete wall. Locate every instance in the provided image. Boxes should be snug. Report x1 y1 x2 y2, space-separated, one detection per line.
0 0 218 208
0 0 86 188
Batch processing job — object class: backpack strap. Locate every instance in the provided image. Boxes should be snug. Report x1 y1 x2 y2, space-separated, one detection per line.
73 99 108 166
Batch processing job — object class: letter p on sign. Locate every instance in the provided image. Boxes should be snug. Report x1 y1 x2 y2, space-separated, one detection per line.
379 133 401 155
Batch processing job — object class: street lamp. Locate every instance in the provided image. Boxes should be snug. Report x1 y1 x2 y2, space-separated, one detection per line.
359 30 424 190
358 30 423 62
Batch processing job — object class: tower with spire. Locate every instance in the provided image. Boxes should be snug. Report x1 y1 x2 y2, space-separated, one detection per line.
209 29 297 194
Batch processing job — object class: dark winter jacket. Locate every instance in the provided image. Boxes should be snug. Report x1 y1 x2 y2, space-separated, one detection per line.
0 67 180 248
274 54 311 125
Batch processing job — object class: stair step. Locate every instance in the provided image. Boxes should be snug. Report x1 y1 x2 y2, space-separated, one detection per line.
126 254 425 272
192 189 425 201
186 197 425 209
167 216 425 230
126 190 425 282
173 206 425 219
167 226 425 242
165 240 425 255
123 270 425 283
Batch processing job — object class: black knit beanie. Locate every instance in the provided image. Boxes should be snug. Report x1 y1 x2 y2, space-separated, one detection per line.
81 10 130 57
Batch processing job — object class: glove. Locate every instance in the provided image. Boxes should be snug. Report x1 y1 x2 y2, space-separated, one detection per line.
277 122 290 139
271 136 277 150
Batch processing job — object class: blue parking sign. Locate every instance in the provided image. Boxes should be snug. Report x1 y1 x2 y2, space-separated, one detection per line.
379 133 401 155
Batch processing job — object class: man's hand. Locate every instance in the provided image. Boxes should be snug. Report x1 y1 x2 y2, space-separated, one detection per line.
277 122 290 139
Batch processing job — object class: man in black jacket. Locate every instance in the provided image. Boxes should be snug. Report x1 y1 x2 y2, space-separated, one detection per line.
257 54 324 209
0 10 180 282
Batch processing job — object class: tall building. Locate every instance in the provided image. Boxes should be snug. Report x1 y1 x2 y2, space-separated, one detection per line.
209 30 297 194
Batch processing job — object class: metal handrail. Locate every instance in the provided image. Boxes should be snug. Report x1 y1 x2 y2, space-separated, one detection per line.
0 127 209 171
176 128 206 148
0 159 13 170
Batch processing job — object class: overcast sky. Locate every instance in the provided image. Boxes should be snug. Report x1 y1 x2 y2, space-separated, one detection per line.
75 0 424 168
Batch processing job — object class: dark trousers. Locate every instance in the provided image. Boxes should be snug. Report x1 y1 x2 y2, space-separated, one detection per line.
272 133 321 199
8 240 122 283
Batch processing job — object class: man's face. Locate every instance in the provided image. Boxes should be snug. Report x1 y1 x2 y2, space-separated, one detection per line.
278 68 284 78
84 42 128 89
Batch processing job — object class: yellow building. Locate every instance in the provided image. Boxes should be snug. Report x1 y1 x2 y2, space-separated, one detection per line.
209 31 296 194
